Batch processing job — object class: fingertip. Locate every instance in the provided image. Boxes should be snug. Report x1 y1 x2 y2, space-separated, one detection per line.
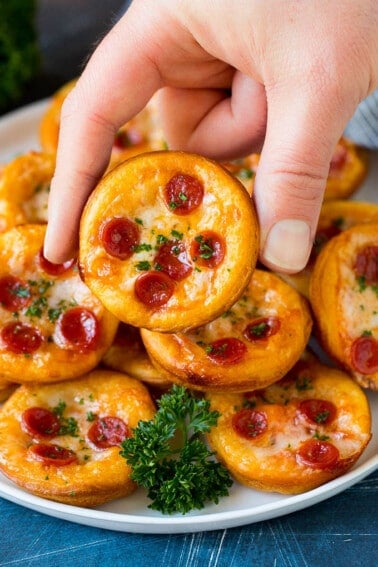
260 219 312 273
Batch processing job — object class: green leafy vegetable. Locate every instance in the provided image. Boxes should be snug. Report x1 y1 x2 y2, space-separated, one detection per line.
120 385 233 514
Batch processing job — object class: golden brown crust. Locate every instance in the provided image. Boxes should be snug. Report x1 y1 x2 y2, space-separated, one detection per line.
0 224 118 382
0 152 54 233
0 370 156 506
206 359 371 494
80 151 259 332
141 269 312 392
309 223 378 389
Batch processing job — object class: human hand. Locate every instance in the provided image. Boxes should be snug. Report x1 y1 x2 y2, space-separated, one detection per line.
44 0 378 272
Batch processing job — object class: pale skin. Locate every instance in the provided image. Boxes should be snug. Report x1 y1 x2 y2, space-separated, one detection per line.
44 0 378 273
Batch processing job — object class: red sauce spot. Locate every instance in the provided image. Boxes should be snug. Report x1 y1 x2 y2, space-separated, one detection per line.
296 439 339 469
1 322 42 354
0 276 31 311
232 408 268 439
21 407 60 438
329 143 348 174
354 246 378 286
134 271 175 308
244 316 281 342
57 307 100 352
100 217 140 260
191 231 225 269
351 336 378 374
87 416 130 449
298 399 337 425
206 337 247 365
38 248 75 276
28 443 78 466
164 173 204 214
154 240 193 281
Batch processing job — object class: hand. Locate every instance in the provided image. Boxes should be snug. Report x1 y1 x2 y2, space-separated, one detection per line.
44 0 378 272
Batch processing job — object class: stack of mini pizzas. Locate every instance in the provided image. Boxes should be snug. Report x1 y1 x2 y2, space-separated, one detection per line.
0 81 374 507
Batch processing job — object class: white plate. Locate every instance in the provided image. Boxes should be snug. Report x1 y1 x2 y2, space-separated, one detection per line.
0 100 377 534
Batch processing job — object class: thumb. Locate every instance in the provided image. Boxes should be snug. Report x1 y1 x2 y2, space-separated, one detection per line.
254 90 347 273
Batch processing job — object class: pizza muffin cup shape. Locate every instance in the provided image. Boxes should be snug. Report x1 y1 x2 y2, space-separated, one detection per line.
141 269 312 392
0 151 54 233
310 223 378 390
323 137 369 201
280 200 378 299
102 323 173 387
0 224 118 382
0 370 156 506
206 358 371 494
80 151 259 332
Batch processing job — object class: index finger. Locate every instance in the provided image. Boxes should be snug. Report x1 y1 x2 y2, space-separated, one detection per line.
44 4 162 263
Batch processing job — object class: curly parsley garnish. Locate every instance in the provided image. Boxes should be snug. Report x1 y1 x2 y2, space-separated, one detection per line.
120 385 232 514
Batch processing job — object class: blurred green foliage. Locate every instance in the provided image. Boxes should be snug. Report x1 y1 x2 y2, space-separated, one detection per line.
0 0 40 113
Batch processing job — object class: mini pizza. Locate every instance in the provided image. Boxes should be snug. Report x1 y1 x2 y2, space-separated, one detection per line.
0 369 156 506
310 223 378 390
0 151 54 233
0 224 118 382
280 200 378 298
141 269 312 392
102 323 173 387
39 79 165 165
324 137 369 201
206 358 371 494
80 151 259 332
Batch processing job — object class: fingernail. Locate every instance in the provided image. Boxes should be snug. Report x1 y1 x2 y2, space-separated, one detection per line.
263 219 311 272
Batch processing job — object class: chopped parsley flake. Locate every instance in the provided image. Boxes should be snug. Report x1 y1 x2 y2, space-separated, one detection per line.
134 218 143 225
133 243 153 253
195 235 214 260
156 234 168 245
362 329 373 337
171 229 183 240
135 260 151 271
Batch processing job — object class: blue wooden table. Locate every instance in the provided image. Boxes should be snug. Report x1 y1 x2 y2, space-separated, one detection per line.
1 470 377 567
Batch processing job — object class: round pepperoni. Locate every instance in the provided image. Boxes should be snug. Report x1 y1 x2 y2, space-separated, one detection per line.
134 271 175 308
232 408 268 439
28 443 78 466
351 336 378 374
87 416 130 449
206 338 247 365
298 399 337 425
100 217 140 260
1 322 42 354
57 307 100 352
191 231 225 269
164 173 204 214
21 407 60 438
0 276 31 311
296 439 340 469
244 316 281 341
354 246 378 286
38 248 75 276
329 143 348 173
154 240 193 281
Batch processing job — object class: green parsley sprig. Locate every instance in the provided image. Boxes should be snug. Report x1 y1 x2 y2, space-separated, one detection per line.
120 385 233 514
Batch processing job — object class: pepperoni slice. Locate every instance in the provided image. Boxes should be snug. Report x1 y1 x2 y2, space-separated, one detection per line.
354 246 378 286
1 322 42 354
299 399 337 425
154 240 193 281
296 439 340 469
100 217 140 260
38 247 75 276
134 271 175 308
57 307 100 352
191 231 225 269
28 443 78 466
0 276 31 311
206 337 247 365
329 143 348 174
244 316 281 341
87 416 130 449
232 408 268 439
164 173 204 214
351 336 378 374
21 407 60 438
